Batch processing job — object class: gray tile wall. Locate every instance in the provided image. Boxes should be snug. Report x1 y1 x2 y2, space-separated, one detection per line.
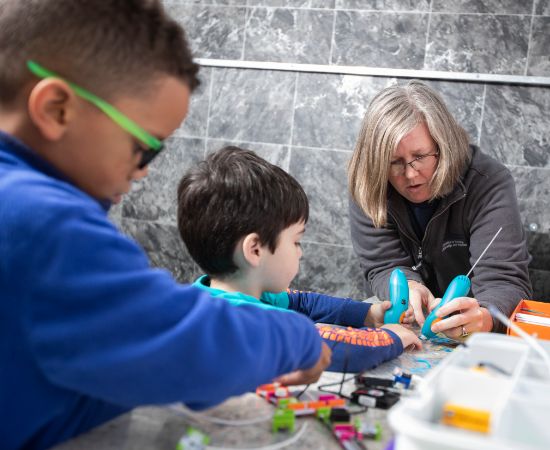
113 0 550 300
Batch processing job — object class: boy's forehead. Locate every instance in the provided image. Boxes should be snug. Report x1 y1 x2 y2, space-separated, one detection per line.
288 222 306 235
115 76 190 138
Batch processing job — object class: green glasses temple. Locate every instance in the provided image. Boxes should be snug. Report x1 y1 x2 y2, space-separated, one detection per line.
26 60 162 151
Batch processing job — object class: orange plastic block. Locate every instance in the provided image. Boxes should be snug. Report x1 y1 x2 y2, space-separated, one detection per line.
327 399 346 407
287 402 307 410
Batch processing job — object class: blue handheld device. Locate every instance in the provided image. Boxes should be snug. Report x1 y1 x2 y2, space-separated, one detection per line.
384 269 409 324
420 275 471 340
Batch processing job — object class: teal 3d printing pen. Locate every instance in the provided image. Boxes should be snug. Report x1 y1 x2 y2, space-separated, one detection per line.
420 227 503 340
384 268 409 324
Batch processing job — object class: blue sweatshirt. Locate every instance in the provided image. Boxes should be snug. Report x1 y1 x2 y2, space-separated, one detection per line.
0 131 323 450
194 276 403 373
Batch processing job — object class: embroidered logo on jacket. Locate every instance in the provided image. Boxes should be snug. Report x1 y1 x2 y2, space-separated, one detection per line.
442 239 468 252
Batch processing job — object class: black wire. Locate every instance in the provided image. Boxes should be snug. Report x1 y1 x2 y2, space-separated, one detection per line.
317 375 356 389
348 405 369 415
295 383 310 399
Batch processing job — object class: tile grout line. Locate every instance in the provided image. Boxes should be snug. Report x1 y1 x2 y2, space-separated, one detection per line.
240 5 249 61
422 0 434 69
524 0 537 76
287 72 300 172
164 2 540 16
477 83 487 147
203 67 215 157
328 9 337 65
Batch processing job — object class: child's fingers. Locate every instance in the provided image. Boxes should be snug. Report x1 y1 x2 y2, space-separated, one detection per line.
381 300 391 311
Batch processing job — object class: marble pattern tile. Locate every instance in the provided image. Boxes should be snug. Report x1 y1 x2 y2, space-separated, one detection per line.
527 17 550 76
292 242 367 298
332 11 428 68
431 0 534 14
244 8 333 64
423 80 485 143
293 73 394 150
526 230 550 270
174 68 211 138
529 269 550 300
510 166 550 232
425 14 530 74
108 203 123 229
336 0 430 10
206 139 291 170
121 138 205 223
535 0 550 15
165 4 246 59
248 0 336 7
119 219 198 283
481 85 550 167
207 68 296 144
289 147 351 245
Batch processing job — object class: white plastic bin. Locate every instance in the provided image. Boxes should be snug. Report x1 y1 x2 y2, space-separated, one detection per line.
388 333 550 450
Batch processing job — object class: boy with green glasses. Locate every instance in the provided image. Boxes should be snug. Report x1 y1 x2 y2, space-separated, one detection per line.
0 1 330 449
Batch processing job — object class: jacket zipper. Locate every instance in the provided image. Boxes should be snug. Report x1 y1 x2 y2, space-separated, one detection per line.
388 192 467 272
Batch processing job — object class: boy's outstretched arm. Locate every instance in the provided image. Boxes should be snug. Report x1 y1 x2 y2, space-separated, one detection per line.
286 290 372 327
10 192 325 411
318 324 420 373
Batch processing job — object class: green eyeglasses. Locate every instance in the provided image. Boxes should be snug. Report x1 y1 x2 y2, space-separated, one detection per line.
26 60 164 169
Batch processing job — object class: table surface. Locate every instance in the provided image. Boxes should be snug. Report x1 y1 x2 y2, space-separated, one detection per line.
53 339 456 450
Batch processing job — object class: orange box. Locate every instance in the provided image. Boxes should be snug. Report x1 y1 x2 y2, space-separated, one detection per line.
508 299 550 341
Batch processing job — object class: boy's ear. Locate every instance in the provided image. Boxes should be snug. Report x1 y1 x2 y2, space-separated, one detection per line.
241 233 263 268
27 78 77 141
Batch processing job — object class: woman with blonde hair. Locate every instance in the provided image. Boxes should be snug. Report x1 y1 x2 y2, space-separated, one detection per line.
348 80 532 339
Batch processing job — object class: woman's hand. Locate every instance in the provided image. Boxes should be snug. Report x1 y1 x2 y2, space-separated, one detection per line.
408 280 439 326
430 297 494 339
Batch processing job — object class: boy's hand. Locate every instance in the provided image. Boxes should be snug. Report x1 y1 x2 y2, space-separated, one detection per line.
365 301 391 328
275 342 332 386
365 301 415 327
381 324 423 351
408 280 438 326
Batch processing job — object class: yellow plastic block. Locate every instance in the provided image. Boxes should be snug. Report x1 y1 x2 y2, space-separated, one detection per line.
441 402 491 434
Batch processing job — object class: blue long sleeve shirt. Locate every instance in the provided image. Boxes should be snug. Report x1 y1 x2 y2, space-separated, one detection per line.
0 131 323 450
194 276 403 373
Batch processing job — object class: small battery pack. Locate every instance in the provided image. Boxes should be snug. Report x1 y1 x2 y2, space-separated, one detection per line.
355 374 395 388
351 388 400 409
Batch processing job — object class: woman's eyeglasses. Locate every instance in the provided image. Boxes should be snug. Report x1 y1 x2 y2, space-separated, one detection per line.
389 152 439 177
26 60 164 169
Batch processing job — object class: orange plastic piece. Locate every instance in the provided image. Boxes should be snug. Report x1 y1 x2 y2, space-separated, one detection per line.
287 402 307 410
307 401 326 409
327 398 346 407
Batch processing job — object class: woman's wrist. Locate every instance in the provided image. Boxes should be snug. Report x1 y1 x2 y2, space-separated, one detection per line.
480 306 494 332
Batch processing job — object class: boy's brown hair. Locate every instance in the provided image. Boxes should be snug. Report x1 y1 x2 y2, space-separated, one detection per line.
0 0 200 107
177 147 309 277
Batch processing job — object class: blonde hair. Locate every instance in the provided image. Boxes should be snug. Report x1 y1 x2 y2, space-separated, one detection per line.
348 80 471 228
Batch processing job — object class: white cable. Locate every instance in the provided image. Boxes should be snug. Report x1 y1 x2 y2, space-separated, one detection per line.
466 227 502 277
206 422 309 450
166 404 273 426
488 304 550 375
